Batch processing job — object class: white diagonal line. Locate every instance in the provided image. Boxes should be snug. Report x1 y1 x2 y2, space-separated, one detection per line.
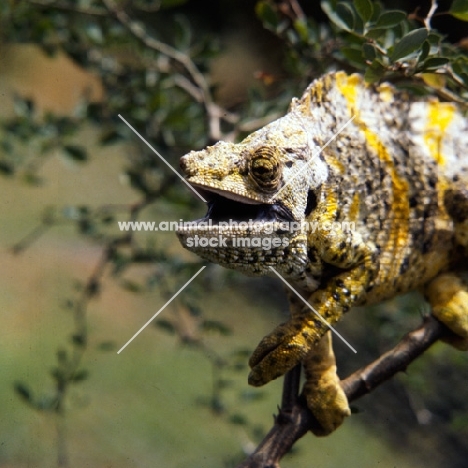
117 266 206 354
269 266 357 353
118 114 207 203
273 115 356 199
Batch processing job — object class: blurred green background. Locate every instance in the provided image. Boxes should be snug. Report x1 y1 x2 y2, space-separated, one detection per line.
1 1 468 467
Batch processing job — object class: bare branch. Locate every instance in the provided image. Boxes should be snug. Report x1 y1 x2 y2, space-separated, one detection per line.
341 315 444 399
236 315 446 468
424 0 438 29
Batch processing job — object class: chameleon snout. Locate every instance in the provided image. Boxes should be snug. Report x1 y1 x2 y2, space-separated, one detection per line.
179 153 193 176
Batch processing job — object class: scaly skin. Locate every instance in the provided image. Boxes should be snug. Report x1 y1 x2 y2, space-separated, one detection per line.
176 72 468 434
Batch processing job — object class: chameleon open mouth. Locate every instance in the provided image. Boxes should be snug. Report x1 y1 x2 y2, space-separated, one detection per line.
187 189 295 226
205 194 294 224
175 186 308 278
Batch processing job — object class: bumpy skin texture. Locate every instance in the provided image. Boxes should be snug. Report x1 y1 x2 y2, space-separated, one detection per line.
176 72 468 435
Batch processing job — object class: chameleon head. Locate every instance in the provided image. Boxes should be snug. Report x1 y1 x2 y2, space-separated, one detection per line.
176 113 328 279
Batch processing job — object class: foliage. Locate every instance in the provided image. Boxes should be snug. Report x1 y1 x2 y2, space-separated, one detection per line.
255 0 468 100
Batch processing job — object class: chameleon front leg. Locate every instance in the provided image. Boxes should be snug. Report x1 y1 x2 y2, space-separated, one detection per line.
248 227 377 433
248 225 378 384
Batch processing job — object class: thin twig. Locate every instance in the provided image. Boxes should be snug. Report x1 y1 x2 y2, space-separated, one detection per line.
288 0 306 21
11 222 52 254
280 364 301 411
424 0 438 29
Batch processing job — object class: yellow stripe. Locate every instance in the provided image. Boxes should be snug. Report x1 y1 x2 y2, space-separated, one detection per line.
348 192 361 222
424 101 456 165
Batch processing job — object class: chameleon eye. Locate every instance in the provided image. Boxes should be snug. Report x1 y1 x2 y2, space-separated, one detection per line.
248 147 282 193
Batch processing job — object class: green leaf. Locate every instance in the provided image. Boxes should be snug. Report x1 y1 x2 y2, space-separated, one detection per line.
85 24 103 44
422 57 450 70
365 27 387 40
460 72 468 87
293 18 308 42
375 10 407 28
240 389 266 402
426 32 443 45
71 333 87 347
202 320 232 335
100 129 124 146
121 279 143 293
57 349 68 365
1 139 13 154
255 1 279 30
0 160 14 175
155 319 176 334
362 43 377 60
160 0 189 8
370 1 381 21
354 0 373 23
450 0 468 21
63 145 88 162
229 414 248 425
51 367 66 384
418 40 431 63
71 369 89 382
86 103 103 122
218 379 234 389
390 28 428 61
453 58 468 78
336 2 356 30
364 60 386 83
97 341 117 352
14 382 33 403
13 96 34 117
341 46 366 66
321 0 353 31
22 173 43 186
173 15 192 50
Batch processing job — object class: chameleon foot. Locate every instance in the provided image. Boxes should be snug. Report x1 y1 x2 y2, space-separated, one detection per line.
248 319 322 386
425 273 468 350
302 332 350 436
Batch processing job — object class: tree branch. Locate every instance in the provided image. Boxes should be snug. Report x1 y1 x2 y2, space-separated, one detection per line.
236 315 446 468
424 0 438 29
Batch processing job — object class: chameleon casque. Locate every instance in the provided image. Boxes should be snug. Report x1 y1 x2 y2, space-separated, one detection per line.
176 71 468 435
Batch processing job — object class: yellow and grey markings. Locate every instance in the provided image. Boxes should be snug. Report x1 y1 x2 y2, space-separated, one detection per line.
424 100 456 165
348 192 361 223
335 72 410 282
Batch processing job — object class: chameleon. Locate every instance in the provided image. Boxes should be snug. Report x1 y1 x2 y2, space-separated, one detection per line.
176 71 468 435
